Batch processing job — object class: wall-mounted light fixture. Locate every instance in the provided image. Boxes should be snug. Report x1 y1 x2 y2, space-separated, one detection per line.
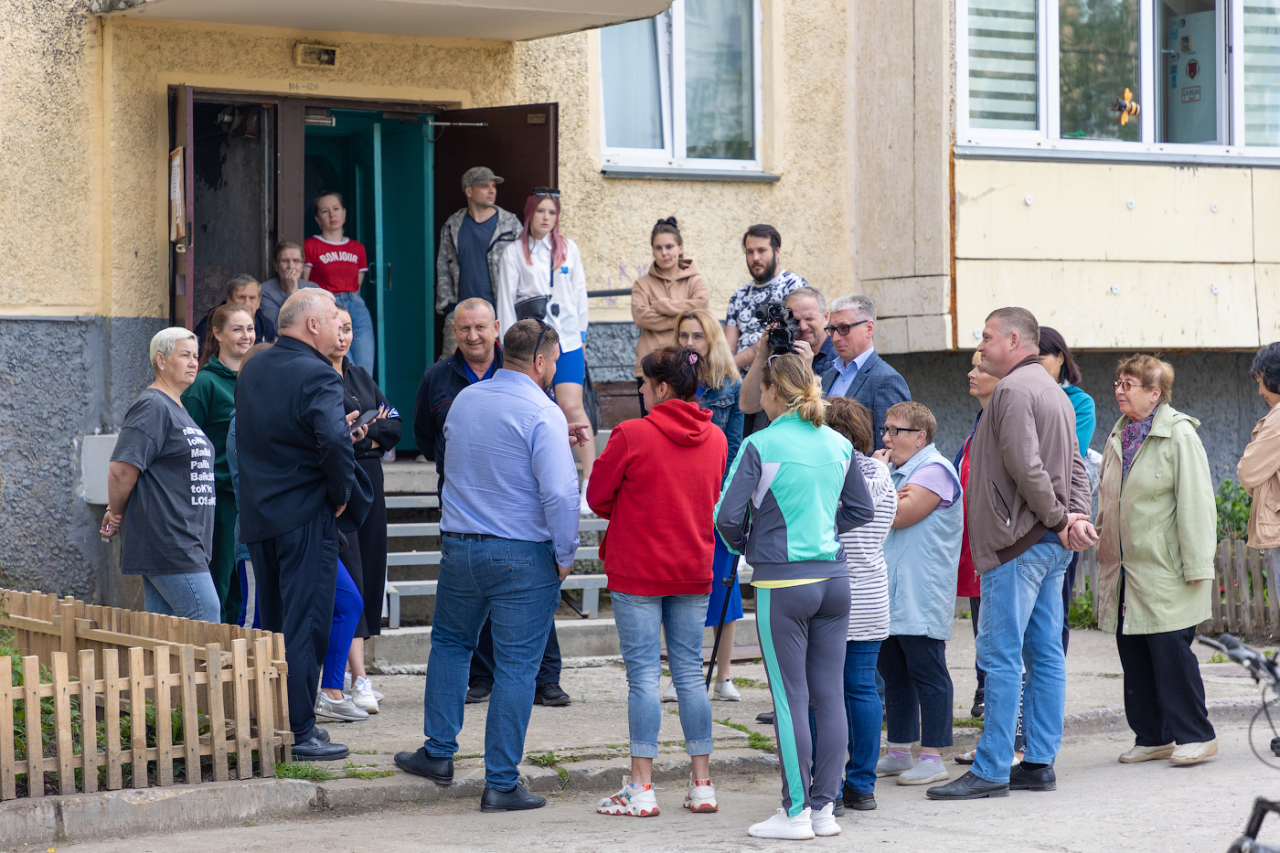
295 42 340 69
304 107 335 127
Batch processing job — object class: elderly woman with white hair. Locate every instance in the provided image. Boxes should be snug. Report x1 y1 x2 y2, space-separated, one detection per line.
101 327 220 622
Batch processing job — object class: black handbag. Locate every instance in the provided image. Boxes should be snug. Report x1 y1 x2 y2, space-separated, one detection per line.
514 246 556 321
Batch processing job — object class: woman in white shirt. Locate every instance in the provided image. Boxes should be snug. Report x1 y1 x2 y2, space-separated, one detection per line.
498 189 595 510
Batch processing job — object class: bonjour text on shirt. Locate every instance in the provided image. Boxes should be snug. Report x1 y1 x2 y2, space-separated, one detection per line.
304 236 368 294
723 269 808 351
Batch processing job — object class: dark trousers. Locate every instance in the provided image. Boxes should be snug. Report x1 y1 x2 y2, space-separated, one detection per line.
1062 552 1079 655
470 615 562 688
878 635 954 748
248 512 339 743
210 489 244 624
636 378 649 418
355 457 388 638
1116 583 1215 745
741 410 770 438
969 595 985 690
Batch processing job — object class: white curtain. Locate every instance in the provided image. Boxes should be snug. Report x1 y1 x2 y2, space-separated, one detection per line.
969 0 1039 130
601 18 665 149
684 0 755 159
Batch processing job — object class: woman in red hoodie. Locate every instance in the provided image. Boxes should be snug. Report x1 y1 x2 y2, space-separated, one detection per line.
587 345 728 819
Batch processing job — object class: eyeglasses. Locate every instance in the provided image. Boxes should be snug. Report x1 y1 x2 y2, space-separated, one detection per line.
825 320 870 337
533 318 548 360
880 426 923 436
532 187 561 198
1113 380 1154 392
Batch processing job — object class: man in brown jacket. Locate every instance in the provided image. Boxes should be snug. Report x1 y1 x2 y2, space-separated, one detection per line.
928 307 1096 802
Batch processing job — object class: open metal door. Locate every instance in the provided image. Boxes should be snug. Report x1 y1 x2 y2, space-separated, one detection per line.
432 103 559 356
168 85 196 330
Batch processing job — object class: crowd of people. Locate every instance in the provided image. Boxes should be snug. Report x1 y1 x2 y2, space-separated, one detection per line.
95 167 1280 836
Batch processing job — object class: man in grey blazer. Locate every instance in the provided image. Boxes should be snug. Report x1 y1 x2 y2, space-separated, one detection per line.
820 295 910 451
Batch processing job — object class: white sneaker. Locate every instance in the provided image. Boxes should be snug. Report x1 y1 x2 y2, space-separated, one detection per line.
684 777 718 813
1170 739 1218 765
875 752 914 777
748 807 814 840
1119 742 1175 763
580 480 594 516
896 757 949 785
315 692 369 722
661 682 679 702
712 679 741 701
597 779 659 816
352 676 380 714
344 672 384 701
811 803 841 836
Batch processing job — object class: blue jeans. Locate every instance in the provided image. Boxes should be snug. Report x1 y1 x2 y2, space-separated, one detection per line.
612 591 714 759
334 291 375 374
421 535 560 791
973 540 1071 784
843 640 882 794
142 572 221 622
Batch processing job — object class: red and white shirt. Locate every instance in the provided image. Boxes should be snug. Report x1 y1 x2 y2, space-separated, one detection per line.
304 236 367 294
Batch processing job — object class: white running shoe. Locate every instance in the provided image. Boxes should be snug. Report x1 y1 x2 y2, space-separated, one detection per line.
875 753 914 777
315 692 369 722
1119 742 1175 763
661 682 679 702
811 803 841 836
597 779 659 817
896 758 949 785
352 676 380 714
683 777 718 813
344 672 383 701
711 679 741 701
748 807 814 840
580 479 594 516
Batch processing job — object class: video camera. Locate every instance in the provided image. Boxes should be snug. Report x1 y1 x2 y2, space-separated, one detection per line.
754 301 802 356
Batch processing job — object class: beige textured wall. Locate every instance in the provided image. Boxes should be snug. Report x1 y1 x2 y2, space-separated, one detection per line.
0 2 101 315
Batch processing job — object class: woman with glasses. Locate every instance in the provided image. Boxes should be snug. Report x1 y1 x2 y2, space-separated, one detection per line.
498 188 595 512
716 354 874 839
666 308 744 701
871 402 962 787
1095 355 1218 766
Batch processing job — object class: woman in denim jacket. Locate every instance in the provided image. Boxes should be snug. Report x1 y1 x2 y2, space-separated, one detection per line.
666 308 745 698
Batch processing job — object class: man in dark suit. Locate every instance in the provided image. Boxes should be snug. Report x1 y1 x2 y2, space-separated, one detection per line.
236 288 368 761
821 294 910 451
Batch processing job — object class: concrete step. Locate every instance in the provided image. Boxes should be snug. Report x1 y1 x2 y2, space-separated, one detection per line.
368 614 760 665
388 517 609 538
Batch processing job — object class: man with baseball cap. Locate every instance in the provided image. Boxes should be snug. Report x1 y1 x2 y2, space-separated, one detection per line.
435 167 522 356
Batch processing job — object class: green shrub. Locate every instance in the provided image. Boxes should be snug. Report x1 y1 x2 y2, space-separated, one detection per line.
1217 479 1252 541
1068 574 1097 630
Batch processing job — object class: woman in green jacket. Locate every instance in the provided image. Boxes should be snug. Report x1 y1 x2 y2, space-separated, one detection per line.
1096 354 1217 767
182 304 255 623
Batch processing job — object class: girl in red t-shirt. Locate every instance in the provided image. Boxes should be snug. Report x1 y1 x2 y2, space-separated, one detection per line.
302 192 376 373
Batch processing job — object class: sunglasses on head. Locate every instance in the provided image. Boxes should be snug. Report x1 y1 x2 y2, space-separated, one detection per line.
533 318 548 359
533 187 561 198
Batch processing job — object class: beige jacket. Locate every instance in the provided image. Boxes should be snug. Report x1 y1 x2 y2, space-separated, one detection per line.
965 355 1092 574
1239 402 1280 550
630 259 709 377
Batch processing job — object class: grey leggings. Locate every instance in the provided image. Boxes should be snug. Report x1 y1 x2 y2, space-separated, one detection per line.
756 576 851 816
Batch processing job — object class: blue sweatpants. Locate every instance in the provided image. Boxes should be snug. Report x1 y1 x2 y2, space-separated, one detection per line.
321 559 363 690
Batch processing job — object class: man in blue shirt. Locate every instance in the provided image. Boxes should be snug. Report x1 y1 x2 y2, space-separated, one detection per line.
820 294 911 451
412 298 572 707
396 319 586 813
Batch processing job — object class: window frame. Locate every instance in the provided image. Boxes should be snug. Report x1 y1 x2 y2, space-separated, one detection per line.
599 0 765 172
957 0 1280 159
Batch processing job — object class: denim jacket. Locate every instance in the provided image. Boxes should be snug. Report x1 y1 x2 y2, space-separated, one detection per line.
699 380 743 484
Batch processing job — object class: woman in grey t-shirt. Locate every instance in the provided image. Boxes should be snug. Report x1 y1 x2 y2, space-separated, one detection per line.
100 327 218 622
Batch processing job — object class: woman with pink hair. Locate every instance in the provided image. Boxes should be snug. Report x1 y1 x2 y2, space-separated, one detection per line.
498 189 595 511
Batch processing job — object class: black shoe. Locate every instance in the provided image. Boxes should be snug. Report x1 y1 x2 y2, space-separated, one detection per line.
292 735 349 761
313 727 330 742
466 682 493 705
831 799 845 816
844 790 877 811
534 682 571 706
1008 763 1056 792
481 782 547 813
971 687 985 719
756 710 775 725
394 747 455 785
925 771 1010 800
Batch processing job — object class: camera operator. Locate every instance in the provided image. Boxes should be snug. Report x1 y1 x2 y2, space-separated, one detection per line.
741 294 909 451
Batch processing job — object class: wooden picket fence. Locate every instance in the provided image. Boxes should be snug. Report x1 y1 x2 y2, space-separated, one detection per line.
0 589 293 801
1208 540 1278 637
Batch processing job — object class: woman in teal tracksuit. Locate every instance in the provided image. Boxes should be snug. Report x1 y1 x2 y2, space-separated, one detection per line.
715 354 874 840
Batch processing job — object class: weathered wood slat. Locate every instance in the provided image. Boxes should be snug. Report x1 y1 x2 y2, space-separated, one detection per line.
154 649 173 787
206 643 229 783
22 656 40 797
232 639 253 780
0 655 14 799
1249 548 1267 631
178 645 200 778
1235 542 1253 635
128 647 148 789
253 637 276 775
51 653 75 795
79 649 99 794
104 649 123 790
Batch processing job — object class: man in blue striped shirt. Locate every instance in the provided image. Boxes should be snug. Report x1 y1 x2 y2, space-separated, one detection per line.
395 319 585 813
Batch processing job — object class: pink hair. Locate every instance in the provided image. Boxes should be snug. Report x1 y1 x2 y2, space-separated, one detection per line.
519 194 567 269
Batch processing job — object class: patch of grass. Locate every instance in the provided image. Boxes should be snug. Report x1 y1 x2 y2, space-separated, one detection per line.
276 761 334 781
456 753 483 760
1208 652 1228 664
346 767 396 780
715 717 775 753
353 748 379 755
959 609 971 620
527 752 560 768
731 677 766 689
952 717 985 729
1068 574 1097 630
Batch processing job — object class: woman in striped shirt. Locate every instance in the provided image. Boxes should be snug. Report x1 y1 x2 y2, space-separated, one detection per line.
826 398 897 813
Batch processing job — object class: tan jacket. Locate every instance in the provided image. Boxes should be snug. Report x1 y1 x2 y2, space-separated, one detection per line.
630 259 709 377
1239 402 1280 550
965 355 1092 574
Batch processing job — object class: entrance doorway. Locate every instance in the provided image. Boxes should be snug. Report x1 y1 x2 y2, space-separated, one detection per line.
168 89 558 452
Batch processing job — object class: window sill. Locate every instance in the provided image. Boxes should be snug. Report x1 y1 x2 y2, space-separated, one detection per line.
955 143 1280 168
600 165 781 183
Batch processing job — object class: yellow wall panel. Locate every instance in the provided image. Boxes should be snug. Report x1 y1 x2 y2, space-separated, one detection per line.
956 259 1259 350
1253 172 1280 264
955 159 1253 264
1256 264 1280 342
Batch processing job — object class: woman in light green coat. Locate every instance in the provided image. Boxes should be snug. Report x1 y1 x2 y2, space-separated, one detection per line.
1096 354 1217 767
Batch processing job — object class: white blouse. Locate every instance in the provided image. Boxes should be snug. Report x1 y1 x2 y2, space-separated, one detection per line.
497 234 588 354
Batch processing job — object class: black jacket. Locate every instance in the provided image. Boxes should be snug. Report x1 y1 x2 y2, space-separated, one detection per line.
235 335 359 542
341 359 403 460
413 347 503 477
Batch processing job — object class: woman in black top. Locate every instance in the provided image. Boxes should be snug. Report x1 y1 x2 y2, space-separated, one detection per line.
329 306 402 712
